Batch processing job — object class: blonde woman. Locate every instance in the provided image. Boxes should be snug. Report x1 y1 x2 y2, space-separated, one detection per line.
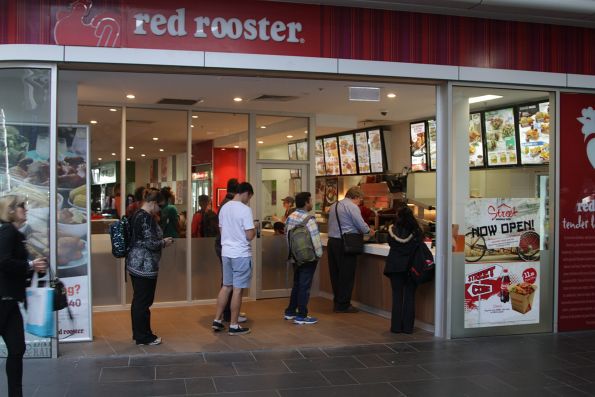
0 195 47 397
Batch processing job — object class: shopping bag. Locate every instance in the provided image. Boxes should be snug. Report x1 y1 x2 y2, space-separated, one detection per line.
25 273 55 338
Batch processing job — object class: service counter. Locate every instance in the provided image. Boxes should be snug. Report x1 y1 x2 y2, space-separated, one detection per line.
318 234 435 330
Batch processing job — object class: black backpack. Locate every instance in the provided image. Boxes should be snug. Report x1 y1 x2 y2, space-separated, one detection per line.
109 215 133 258
409 241 435 284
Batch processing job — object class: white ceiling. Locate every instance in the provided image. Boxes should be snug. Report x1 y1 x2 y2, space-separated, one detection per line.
64 71 548 163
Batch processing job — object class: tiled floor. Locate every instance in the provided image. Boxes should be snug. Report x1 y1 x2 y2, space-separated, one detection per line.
60 297 432 357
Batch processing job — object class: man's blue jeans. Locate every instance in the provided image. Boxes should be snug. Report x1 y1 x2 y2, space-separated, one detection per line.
285 261 318 318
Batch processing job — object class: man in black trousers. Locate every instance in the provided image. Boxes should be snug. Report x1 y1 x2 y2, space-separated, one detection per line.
327 187 372 313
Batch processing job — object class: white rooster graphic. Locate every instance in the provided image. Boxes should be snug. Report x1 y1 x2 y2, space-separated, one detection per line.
578 106 595 169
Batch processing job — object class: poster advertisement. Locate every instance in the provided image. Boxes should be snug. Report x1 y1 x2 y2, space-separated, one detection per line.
355 131 371 174
296 141 308 161
464 198 541 263
323 177 338 210
518 102 550 165
57 125 92 342
338 134 357 175
469 113 485 167
160 156 168 182
558 93 595 331
484 108 518 166
428 120 437 170
410 122 427 172
315 178 325 211
323 137 340 176
315 139 325 176
288 143 297 161
368 129 384 173
464 261 540 328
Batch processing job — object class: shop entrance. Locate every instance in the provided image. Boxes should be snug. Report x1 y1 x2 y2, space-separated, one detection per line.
254 163 309 299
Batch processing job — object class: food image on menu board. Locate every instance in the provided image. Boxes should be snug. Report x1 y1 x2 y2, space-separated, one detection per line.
323 137 340 175
296 141 308 161
339 134 357 175
409 123 427 172
428 120 437 170
518 102 550 165
288 143 297 161
368 129 384 173
315 139 326 176
469 113 485 167
324 177 338 210
484 108 518 166
355 132 371 174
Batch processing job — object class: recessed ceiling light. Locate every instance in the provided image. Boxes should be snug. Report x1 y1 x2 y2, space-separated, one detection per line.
141 154 146 157
126 158 131 161
109 108 118 112
98 157 102 161
192 115 198 119
286 135 293 139
233 97 243 102
128 146 134 149
152 137 159 141
387 93 397 98
126 94 135 99
159 148 164 152
233 145 239 148
90 120 98 124
111 152 116 156
191 125 195 128
304 130 308 134
221 148 226 151
258 140 264 144
469 94 503 104
260 126 266 129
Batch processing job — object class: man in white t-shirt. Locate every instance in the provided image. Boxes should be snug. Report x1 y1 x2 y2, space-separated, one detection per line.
212 182 255 335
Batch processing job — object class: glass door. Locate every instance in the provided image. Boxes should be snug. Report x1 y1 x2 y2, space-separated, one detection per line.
254 163 309 299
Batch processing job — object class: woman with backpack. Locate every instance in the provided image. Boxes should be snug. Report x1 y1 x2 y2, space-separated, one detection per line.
126 189 174 345
384 205 423 334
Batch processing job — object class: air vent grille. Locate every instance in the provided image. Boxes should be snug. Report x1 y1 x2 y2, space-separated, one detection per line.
349 87 380 102
251 94 299 102
157 98 199 105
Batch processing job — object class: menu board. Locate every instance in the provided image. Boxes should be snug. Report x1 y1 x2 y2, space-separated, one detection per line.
368 129 384 173
338 134 357 175
410 122 427 172
324 177 338 210
428 120 437 170
484 108 518 167
296 141 308 161
469 113 485 167
355 131 371 174
323 137 340 175
315 139 325 176
518 102 550 165
288 143 297 160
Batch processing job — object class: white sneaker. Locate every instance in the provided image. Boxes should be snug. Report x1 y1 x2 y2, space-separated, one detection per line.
238 315 248 323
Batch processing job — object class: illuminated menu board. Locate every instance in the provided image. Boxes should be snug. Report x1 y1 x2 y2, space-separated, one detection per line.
355 131 371 174
368 129 384 173
323 137 340 175
339 134 357 175
315 139 325 176
518 102 550 165
410 122 428 172
469 113 485 168
484 107 518 167
428 120 437 170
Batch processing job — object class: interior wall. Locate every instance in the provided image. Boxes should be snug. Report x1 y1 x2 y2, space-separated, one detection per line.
212 148 246 212
386 122 412 173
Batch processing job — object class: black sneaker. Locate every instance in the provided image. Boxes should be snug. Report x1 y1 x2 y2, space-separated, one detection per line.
228 326 251 336
212 320 225 332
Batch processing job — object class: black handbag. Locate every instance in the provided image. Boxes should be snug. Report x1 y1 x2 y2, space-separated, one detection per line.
48 267 68 312
335 202 364 255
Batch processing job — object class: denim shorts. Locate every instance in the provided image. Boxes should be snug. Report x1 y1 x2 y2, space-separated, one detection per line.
222 256 252 289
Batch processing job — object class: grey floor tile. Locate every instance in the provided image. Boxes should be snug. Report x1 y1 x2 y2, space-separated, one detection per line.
189 392 279 397
156 362 236 379
490 370 565 389
546 386 593 397
378 351 458 366
251 349 304 361
420 360 501 378
467 374 516 393
320 369 359 385
384 342 418 353
573 383 595 396
278 382 401 397
566 365 595 382
129 353 205 367
298 348 328 358
284 357 365 372
67 379 186 397
347 365 435 383
392 378 488 397
184 377 217 394
32 383 68 397
204 351 255 363
213 372 328 393
100 366 155 382
542 369 592 386
233 360 291 375
490 356 573 371
353 354 391 368
322 344 394 357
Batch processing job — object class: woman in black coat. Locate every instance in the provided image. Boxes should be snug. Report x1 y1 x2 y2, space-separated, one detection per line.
384 205 423 334
0 195 47 397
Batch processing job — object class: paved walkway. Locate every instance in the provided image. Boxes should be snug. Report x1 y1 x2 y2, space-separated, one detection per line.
4 330 595 396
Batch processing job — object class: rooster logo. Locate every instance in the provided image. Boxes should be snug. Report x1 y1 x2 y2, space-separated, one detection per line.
54 0 120 47
578 106 595 169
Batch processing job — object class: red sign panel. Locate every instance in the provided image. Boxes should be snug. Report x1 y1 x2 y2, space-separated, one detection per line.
52 0 321 56
558 93 595 332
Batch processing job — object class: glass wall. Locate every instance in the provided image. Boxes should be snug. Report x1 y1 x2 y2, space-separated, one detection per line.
190 111 248 300
452 86 554 337
256 115 309 161
0 68 53 357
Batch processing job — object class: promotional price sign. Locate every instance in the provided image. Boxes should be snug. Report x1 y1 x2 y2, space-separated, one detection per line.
465 261 540 328
559 93 595 332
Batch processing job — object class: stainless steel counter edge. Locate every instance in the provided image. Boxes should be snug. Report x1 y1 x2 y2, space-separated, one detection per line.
320 233 390 257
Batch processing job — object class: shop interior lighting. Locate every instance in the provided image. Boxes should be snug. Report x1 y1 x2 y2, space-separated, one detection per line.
258 140 264 144
233 145 240 148
304 130 308 134
126 158 131 161
98 157 102 161
221 148 226 151
141 154 146 157
286 135 294 138
468 94 503 104
192 115 198 119
260 126 266 129
159 148 164 152
152 137 159 141
90 120 98 124
191 125 195 128
387 93 397 98
126 94 136 99
233 97 243 102
129 146 134 149
109 108 118 112
111 152 116 156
